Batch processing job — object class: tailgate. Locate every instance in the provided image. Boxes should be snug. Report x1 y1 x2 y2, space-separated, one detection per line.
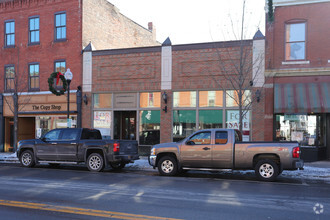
118 140 138 155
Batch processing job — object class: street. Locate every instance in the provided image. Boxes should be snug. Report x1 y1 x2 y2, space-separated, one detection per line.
0 163 329 220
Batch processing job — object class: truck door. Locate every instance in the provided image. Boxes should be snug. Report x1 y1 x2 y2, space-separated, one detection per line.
56 129 80 161
180 131 212 168
37 129 61 160
212 131 233 169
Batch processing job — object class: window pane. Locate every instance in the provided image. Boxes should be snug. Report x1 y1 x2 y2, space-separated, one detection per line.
62 27 66 38
36 31 39 42
30 19 35 30
226 90 251 107
61 129 79 140
35 18 39 29
93 94 112 108
31 32 35 42
44 130 61 141
173 91 196 107
56 14 60 26
6 22 10 33
286 23 305 42
56 28 61 39
93 111 111 138
61 14 66 26
173 110 196 142
226 110 250 141
140 92 161 108
199 91 223 107
11 22 15 32
285 42 305 60
199 110 223 129
139 110 160 145
189 132 211 145
215 131 228 144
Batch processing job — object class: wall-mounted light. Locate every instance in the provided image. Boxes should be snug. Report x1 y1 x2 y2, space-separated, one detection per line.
256 89 261 103
163 106 167 113
83 94 88 105
162 91 168 104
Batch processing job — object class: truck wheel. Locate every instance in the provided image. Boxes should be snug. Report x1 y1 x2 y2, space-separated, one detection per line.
20 150 35 168
109 162 126 170
158 156 178 176
255 159 279 182
87 153 104 172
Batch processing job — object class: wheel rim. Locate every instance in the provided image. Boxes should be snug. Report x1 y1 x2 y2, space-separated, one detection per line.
161 160 174 173
22 153 32 166
259 163 274 178
89 156 101 170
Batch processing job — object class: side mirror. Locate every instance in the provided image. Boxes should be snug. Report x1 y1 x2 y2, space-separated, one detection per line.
186 140 195 145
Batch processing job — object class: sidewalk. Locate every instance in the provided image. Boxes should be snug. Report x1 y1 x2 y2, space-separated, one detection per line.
1 153 329 181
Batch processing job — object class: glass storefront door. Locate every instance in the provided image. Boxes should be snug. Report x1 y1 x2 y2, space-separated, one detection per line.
114 111 136 140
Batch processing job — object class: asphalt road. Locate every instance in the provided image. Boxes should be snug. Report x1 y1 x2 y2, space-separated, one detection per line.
0 163 329 220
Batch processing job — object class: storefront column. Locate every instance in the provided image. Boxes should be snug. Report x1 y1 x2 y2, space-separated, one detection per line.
76 87 82 128
0 94 4 152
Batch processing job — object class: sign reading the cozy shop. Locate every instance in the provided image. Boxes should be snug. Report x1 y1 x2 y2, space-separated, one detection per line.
32 105 62 111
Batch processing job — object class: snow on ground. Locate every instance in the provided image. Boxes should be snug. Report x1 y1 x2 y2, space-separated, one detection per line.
1 153 329 182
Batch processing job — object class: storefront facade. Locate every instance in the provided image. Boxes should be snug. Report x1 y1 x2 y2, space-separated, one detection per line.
1 92 78 152
265 0 330 160
82 34 265 155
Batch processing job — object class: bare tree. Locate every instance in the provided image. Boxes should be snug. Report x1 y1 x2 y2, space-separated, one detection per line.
3 50 31 152
211 0 265 136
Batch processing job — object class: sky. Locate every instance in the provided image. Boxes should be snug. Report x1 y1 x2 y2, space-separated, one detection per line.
108 0 266 45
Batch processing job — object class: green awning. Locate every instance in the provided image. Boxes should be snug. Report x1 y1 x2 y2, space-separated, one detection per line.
141 110 160 124
199 110 222 123
173 110 196 123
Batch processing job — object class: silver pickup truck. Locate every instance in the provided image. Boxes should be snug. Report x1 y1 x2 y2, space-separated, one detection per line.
149 129 304 181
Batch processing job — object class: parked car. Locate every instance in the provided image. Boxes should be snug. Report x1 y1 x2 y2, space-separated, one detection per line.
17 128 139 172
149 129 304 181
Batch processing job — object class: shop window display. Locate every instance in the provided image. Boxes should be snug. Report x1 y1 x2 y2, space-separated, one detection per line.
139 110 160 145
36 116 77 138
275 114 325 147
173 110 196 142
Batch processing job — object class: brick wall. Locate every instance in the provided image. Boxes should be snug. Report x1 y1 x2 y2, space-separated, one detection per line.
82 0 160 50
89 40 266 141
0 0 83 92
266 1 330 70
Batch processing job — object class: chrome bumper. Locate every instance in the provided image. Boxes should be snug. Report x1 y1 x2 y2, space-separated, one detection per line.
148 155 156 167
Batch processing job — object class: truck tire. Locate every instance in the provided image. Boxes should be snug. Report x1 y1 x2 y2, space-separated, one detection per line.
87 153 104 172
158 156 178 176
255 159 279 182
109 162 126 170
20 150 35 168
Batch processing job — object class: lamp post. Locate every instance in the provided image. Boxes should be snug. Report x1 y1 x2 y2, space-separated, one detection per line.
64 68 73 128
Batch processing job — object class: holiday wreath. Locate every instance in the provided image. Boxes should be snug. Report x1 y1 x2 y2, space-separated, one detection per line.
48 72 67 96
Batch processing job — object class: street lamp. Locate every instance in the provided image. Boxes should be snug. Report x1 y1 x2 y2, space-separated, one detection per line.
64 68 73 128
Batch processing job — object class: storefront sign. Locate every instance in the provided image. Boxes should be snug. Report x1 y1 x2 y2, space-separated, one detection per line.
94 111 111 128
226 110 250 141
32 105 62 111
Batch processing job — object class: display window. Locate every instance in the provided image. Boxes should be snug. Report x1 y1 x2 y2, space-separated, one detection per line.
275 114 325 146
140 92 161 108
173 110 196 142
139 110 160 145
93 94 112 109
35 116 77 138
199 110 223 129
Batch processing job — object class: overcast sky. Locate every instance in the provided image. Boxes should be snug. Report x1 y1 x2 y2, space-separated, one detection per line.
108 0 266 44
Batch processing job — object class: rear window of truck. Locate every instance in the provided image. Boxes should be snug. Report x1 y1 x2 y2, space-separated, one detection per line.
81 129 102 140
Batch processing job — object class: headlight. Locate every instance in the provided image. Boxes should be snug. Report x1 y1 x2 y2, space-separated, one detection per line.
150 147 156 156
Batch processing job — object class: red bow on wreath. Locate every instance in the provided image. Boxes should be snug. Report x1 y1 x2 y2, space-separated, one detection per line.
56 72 63 85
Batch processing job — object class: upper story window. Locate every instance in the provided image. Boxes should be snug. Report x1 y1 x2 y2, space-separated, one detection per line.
5 20 15 47
285 22 306 60
5 65 15 92
55 12 66 41
54 60 66 88
29 17 40 44
29 63 40 91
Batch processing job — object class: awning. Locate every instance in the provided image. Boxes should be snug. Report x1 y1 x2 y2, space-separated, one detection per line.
274 82 330 113
141 110 160 124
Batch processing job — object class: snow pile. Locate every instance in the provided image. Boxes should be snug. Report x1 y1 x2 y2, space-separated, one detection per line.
0 153 18 162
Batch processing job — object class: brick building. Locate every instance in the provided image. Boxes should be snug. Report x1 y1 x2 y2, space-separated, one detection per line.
265 0 330 160
82 33 265 154
0 0 159 152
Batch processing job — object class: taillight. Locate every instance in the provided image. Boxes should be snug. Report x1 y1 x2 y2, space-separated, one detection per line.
293 147 300 158
113 143 120 153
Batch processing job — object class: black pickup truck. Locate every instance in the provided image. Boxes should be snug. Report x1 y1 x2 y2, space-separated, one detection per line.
16 128 139 172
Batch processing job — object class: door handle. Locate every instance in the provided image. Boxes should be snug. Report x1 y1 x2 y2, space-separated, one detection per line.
203 147 210 150
70 143 77 145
